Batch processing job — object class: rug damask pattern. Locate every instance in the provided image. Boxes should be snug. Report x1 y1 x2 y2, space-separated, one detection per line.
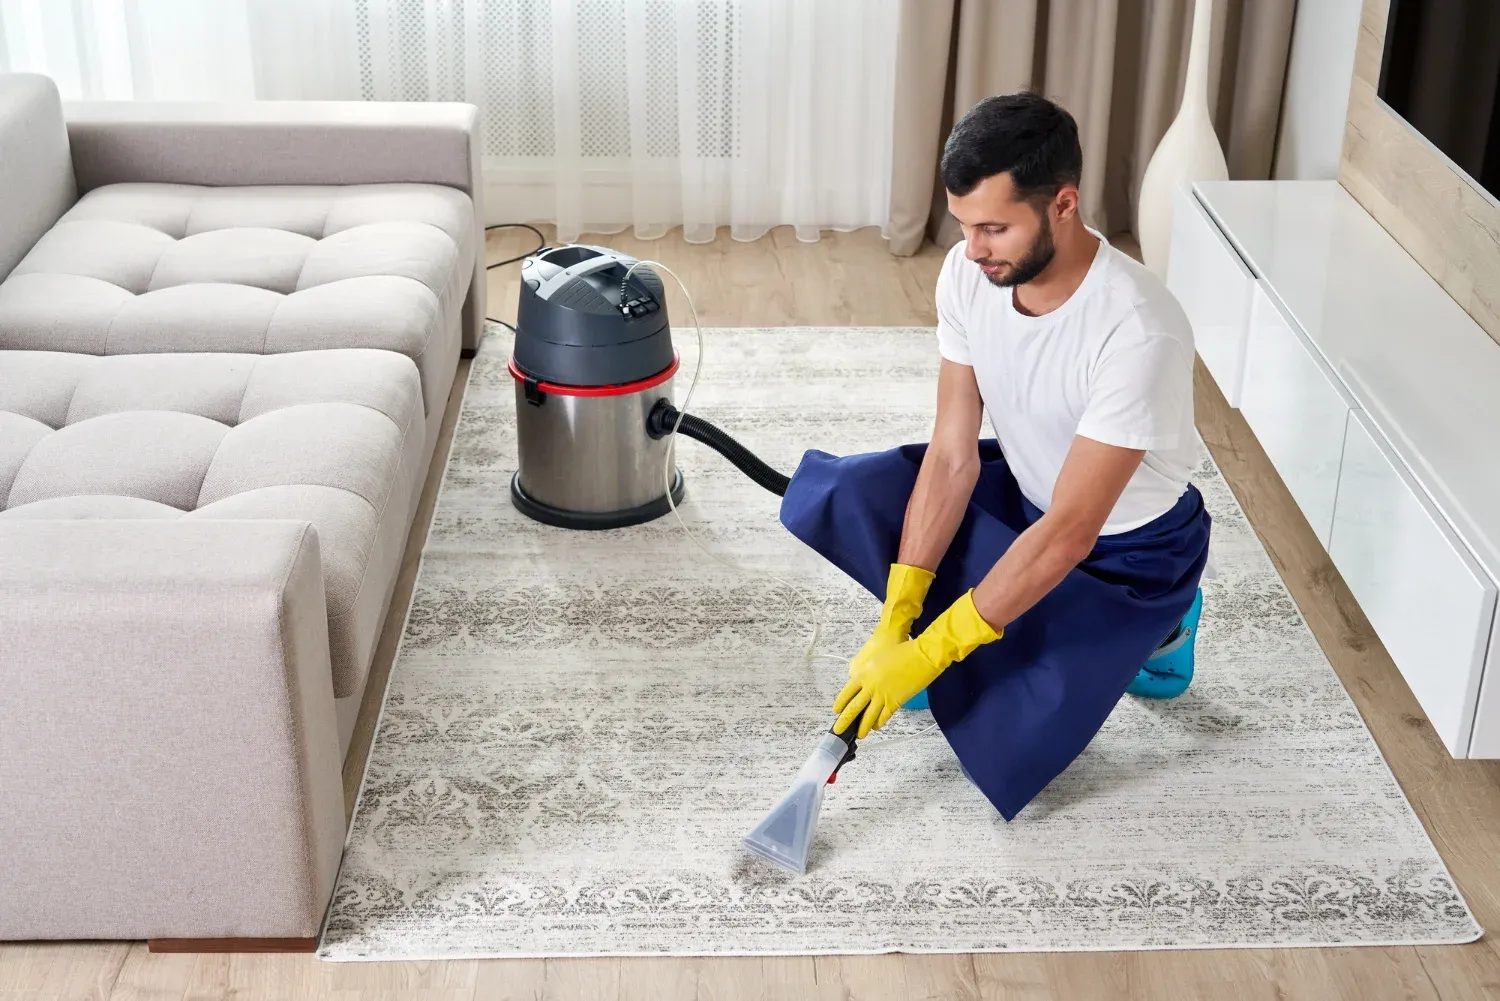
319 324 1480 959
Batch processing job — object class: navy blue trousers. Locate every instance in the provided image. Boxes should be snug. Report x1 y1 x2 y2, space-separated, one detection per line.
779 440 1211 820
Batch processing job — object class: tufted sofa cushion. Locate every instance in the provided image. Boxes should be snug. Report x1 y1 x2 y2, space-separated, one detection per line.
0 349 425 698
0 182 473 420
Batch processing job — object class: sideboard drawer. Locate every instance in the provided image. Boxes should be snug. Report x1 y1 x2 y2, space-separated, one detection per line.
1328 409 1497 756
1467 616 1500 757
1167 189 1254 406
1239 282 1353 547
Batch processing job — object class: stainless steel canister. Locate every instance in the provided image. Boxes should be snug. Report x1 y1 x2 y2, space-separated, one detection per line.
510 357 684 526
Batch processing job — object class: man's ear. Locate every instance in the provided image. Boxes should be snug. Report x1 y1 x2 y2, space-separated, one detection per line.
1051 184 1081 223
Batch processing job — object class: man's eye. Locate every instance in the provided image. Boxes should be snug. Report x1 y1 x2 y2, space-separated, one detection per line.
984 225 1006 236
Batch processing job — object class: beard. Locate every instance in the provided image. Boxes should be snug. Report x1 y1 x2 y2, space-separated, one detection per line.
976 213 1056 288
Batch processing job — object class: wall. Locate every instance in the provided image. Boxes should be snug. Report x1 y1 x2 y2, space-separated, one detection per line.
1340 0 1500 348
1272 0 1361 180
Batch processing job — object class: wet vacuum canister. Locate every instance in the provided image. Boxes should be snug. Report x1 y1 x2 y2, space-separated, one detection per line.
509 245 684 529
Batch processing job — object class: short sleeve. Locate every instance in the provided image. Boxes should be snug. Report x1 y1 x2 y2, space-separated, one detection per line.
1076 322 1192 451
935 245 972 366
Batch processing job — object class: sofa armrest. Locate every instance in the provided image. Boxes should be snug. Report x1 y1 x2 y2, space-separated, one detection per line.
64 99 487 351
0 74 76 283
0 520 346 941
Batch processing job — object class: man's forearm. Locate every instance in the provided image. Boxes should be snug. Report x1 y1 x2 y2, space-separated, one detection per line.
896 447 979 572
971 513 1093 632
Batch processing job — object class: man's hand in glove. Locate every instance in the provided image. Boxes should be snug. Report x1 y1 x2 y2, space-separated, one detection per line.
848 563 935 678
833 589 1001 739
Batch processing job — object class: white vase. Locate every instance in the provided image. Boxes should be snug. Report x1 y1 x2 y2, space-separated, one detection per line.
1135 0 1229 278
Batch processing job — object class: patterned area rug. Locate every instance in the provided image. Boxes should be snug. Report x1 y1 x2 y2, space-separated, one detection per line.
320 324 1480 960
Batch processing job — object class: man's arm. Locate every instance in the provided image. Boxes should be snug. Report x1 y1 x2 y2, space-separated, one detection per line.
897 359 985 571
970 435 1145 630
833 413 1147 738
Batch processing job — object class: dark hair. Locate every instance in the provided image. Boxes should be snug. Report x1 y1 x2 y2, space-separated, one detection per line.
940 92 1083 203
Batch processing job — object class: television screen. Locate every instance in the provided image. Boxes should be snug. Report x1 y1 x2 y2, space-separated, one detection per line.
1378 0 1500 201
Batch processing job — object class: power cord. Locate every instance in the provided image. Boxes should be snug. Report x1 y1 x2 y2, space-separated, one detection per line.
482 223 547 333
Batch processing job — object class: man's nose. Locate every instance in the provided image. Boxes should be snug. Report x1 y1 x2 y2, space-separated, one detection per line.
963 236 986 261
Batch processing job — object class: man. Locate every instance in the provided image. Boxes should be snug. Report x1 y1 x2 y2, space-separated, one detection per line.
779 92 1211 821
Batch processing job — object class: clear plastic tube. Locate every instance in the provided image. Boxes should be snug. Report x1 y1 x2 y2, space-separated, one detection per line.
622 259 936 750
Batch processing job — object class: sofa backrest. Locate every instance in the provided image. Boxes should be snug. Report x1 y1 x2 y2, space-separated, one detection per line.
0 74 77 282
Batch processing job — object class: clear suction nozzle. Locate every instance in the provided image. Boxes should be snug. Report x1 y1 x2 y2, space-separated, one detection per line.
741 727 858 874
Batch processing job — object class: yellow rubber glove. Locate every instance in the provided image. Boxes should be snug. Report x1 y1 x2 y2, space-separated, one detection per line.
847 563 936 679
833 589 1001 739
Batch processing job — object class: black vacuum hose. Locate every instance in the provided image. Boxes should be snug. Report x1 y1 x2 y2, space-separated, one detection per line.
646 400 791 497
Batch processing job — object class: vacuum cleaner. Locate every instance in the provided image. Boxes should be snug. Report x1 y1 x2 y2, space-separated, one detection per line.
508 243 874 875
509 244 789 527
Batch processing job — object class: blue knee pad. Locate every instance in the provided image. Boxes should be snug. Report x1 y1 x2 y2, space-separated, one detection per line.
1126 587 1203 700
910 587 1206 708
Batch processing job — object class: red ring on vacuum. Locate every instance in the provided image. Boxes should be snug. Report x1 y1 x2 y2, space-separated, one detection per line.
508 353 680 397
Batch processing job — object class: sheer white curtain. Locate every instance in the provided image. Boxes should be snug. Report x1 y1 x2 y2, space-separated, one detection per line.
0 0 899 243
355 0 900 241
0 0 357 101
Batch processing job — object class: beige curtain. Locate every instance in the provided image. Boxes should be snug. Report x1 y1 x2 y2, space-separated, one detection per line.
889 0 1296 255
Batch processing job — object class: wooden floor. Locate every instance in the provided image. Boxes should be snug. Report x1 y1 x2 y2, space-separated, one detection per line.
7 225 1500 1001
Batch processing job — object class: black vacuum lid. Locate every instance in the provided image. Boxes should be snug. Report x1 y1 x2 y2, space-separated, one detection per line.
514 245 675 387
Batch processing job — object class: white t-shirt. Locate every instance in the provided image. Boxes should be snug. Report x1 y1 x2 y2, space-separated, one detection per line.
935 230 1197 535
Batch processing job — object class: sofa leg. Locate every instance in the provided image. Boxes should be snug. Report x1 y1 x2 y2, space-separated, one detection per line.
147 937 318 954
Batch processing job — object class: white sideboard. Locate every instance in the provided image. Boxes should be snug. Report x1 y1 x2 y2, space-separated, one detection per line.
1167 180 1500 757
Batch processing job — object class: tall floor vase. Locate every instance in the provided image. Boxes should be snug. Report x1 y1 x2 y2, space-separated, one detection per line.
1136 0 1229 278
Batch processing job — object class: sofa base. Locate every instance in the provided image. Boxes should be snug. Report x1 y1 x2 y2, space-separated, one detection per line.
336 691 362 759
148 936 319 954
148 937 319 954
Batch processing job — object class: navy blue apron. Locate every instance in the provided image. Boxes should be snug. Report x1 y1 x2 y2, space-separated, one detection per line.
779 440 1211 821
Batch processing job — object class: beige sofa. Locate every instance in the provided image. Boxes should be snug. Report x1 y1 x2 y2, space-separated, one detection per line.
0 74 484 944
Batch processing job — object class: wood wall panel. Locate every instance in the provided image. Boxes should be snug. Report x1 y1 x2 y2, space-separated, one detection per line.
1339 0 1500 348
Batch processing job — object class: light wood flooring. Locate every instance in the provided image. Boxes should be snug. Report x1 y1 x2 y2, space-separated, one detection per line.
6 225 1500 1001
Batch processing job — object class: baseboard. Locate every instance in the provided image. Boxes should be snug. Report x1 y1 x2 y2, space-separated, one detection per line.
147 937 318 954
